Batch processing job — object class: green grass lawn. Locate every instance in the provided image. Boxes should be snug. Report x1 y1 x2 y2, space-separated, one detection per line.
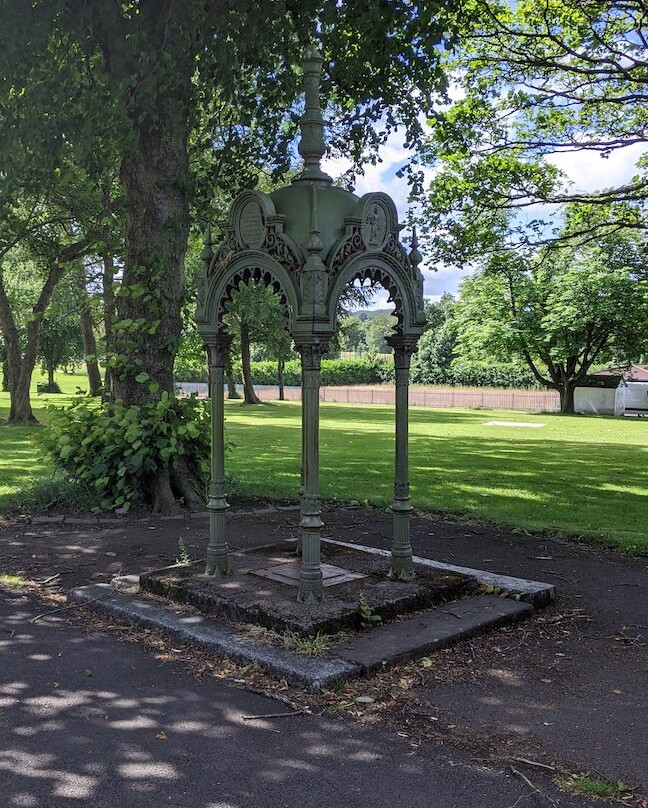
223 400 648 554
1 377 647 554
0 371 90 508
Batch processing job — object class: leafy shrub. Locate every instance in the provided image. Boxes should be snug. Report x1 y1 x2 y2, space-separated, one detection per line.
37 381 62 393
38 393 210 512
174 354 208 382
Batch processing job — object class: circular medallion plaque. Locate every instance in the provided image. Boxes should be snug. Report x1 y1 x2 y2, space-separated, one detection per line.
239 199 266 249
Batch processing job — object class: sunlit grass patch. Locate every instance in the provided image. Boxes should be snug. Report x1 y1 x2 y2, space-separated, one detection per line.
1 377 647 554
0 573 26 588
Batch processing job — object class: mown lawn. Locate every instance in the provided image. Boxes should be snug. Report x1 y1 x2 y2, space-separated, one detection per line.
224 400 648 554
0 372 91 510
1 378 646 554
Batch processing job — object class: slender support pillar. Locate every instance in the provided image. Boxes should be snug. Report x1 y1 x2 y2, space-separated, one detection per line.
296 376 305 556
296 342 327 603
204 336 232 577
387 338 417 580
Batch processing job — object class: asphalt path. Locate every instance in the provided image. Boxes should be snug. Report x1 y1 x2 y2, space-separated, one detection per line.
0 591 594 808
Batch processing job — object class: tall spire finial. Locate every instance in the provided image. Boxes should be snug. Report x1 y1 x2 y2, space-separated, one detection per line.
294 44 332 184
409 226 422 269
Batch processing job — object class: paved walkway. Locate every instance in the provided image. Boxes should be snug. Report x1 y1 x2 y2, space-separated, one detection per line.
0 592 594 808
1 507 646 806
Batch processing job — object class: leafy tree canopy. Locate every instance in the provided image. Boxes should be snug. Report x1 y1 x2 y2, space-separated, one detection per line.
416 0 648 261
453 205 648 411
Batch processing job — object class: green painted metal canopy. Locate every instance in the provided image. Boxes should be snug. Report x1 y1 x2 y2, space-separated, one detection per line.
195 45 426 604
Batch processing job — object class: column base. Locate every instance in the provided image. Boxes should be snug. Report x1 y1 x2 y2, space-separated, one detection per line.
204 554 232 577
387 556 414 581
297 576 324 604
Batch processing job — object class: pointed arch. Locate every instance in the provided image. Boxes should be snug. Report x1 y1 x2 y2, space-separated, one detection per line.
199 252 301 336
325 254 424 338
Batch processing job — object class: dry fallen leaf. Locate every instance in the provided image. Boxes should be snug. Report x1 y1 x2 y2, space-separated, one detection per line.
155 731 168 741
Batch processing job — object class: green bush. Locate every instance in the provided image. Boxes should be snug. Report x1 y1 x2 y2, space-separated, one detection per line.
410 359 538 389
449 361 539 389
37 381 62 393
174 355 208 382
38 393 210 512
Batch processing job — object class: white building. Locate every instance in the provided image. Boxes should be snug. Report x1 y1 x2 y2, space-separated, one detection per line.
574 364 648 416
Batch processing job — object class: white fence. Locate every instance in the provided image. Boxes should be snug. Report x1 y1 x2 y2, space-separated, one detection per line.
177 383 560 413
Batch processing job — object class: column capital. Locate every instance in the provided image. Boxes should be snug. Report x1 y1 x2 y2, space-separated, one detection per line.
203 334 232 367
295 338 330 370
386 336 419 370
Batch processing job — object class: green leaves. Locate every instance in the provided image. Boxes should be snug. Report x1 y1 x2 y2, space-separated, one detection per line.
451 215 648 408
37 394 211 512
416 0 648 258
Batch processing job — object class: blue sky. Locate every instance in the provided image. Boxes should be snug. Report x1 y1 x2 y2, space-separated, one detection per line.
323 135 645 309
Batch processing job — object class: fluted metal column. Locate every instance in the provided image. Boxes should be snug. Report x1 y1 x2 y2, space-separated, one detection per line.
204 335 232 577
296 341 327 603
387 337 416 580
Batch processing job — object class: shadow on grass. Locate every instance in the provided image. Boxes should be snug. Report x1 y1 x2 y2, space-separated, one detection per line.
226 409 648 553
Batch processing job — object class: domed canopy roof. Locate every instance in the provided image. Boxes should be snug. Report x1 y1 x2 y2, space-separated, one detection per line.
270 183 358 261
196 44 426 341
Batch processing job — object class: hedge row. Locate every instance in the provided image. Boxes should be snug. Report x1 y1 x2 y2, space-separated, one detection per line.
410 361 539 390
245 358 393 386
174 356 538 390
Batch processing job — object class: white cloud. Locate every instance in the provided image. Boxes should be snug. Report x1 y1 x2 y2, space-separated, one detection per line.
547 143 644 193
324 123 646 308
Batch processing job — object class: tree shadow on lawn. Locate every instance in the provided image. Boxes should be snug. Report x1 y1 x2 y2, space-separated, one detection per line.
226 405 648 549
226 400 504 426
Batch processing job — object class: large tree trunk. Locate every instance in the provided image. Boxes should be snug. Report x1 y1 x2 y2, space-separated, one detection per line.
110 121 189 512
112 120 188 406
240 320 261 404
1 360 8 392
92 1 213 511
0 242 89 424
76 270 102 397
559 383 576 414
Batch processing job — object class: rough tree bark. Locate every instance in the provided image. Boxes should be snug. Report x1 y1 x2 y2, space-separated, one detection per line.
76 268 102 396
93 0 203 512
101 253 115 398
240 320 261 404
559 381 576 414
0 239 91 423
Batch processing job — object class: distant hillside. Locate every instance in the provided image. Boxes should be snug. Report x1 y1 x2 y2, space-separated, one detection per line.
350 308 394 322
